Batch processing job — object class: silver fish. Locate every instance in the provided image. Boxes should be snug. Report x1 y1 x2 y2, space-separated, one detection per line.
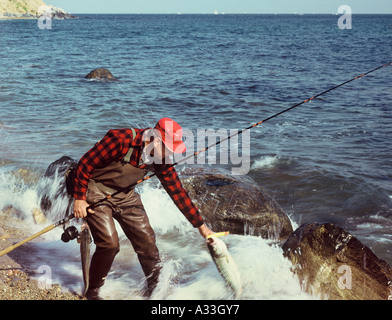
207 236 243 297
78 222 91 296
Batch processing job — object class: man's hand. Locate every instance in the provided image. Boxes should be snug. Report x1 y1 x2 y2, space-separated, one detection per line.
198 224 214 239
74 199 94 218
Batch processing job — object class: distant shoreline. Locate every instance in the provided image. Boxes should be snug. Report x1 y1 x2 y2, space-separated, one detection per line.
0 16 33 19
45 12 392 15
0 11 75 20
0 16 75 19
1 13 391 19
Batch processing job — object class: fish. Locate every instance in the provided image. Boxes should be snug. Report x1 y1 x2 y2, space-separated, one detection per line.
78 222 91 296
206 235 243 298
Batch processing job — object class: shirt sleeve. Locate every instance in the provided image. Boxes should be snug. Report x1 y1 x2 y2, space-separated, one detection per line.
73 130 124 200
155 164 204 228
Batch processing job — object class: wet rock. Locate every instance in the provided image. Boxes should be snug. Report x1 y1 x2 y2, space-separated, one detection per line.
282 223 392 300
1 205 45 225
85 68 118 81
0 227 10 241
42 156 76 179
180 167 293 240
12 168 40 186
38 156 76 219
32 208 46 224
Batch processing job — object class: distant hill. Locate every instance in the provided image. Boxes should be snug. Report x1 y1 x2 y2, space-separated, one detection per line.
0 0 73 18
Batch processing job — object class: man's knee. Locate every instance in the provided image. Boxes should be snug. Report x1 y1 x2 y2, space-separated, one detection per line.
96 242 120 255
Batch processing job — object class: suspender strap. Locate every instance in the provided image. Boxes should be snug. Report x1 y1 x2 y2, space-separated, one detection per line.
122 127 136 164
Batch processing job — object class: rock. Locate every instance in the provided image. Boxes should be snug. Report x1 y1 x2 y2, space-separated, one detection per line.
2 205 23 220
38 156 76 220
12 168 40 186
0 0 74 19
32 208 46 224
180 167 293 240
282 223 392 300
0 228 10 241
47 6 75 19
1 205 46 225
85 68 118 81
42 156 77 179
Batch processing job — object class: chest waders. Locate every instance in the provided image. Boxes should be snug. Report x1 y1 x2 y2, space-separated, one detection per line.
85 128 161 299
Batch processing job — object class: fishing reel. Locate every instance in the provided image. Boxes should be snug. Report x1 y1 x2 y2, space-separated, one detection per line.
61 225 79 243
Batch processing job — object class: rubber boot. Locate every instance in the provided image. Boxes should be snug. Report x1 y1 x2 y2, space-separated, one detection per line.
85 287 104 300
85 246 119 300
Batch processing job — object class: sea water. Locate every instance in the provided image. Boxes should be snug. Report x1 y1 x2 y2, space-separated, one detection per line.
0 14 391 299
0 167 311 299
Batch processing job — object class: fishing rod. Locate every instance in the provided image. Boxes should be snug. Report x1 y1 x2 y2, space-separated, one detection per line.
0 62 390 257
0 216 71 257
93 62 392 203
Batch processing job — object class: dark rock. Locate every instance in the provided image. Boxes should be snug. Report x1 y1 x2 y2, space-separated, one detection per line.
43 156 76 178
282 222 392 300
38 156 76 219
51 11 75 19
180 167 293 240
85 68 118 81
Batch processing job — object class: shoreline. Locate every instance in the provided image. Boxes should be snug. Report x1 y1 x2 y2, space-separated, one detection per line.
0 210 83 300
0 16 37 19
0 11 75 20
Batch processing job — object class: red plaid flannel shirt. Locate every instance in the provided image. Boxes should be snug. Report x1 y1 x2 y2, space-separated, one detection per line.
74 128 204 228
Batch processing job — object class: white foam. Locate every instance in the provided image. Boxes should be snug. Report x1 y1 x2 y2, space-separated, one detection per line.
128 183 314 299
251 156 279 170
0 167 40 223
377 237 392 244
229 235 314 299
356 223 384 230
140 182 193 235
0 166 317 300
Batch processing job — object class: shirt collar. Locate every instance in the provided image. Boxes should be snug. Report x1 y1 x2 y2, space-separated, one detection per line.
130 128 151 147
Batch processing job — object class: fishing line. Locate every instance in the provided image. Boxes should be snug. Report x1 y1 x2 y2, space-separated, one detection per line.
0 62 390 257
91 62 392 209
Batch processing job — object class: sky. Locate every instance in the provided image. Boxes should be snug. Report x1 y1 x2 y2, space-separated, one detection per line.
48 0 392 14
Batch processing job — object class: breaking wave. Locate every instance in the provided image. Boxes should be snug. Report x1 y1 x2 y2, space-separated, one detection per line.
0 164 314 300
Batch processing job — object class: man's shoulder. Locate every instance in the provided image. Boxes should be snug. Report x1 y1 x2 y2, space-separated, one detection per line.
105 128 141 139
105 128 149 148
106 128 137 136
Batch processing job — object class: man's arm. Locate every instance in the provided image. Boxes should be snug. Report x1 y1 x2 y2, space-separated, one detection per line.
155 164 213 237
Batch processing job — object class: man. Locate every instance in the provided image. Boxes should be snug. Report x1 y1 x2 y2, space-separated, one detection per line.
73 117 213 300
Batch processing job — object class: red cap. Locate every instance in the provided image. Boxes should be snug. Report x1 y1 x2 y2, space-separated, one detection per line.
154 118 186 154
